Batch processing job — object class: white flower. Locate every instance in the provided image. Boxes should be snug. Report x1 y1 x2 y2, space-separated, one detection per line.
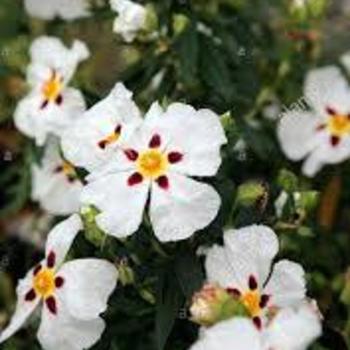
205 225 306 328
189 303 321 350
25 0 90 21
110 0 147 42
14 36 90 146
70 101 226 242
32 138 84 216
0 215 118 350
62 82 142 173
278 66 350 177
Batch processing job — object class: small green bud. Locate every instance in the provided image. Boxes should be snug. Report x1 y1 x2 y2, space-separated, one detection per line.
172 14 190 36
294 191 320 212
117 258 135 286
277 169 299 193
144 4 158 33
220 111 235 132
236 181 267 207
190 284 249 327
80 206 106 247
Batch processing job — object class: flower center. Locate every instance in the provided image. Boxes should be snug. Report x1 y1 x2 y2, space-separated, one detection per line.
241 290 261 317
33 268 55 299
42 71 63 102
327 114 350 137
137 149 168 178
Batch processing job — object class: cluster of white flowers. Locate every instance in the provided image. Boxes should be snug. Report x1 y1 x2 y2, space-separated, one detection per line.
0 2 327 349
188 225 321 349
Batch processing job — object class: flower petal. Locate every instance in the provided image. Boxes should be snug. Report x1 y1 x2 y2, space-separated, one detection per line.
150 172 221 242
62 83 142 173
56 0 91 20
278 110 323 161
58 259 117 320
45 214 82 268
81 172 149 238
305 66 350 116
302 137 350 177
145 103 227 177
25 0 57 20
189 318 261 350
37 293 105 350
0 268 40 343
222 225 279 289
264 303 322 350
264 260 306 308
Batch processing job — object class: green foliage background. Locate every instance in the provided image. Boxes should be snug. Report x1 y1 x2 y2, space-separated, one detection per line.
1 0 350 349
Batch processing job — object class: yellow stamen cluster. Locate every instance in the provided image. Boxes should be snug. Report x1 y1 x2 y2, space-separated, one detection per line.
33 268 55 299
137 150 168 179
42 72 63 102
327 114 350 137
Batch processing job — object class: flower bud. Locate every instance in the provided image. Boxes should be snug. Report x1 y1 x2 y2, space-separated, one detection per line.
80 205 106 247
117 258 135 286
236 181 267 208
190 284 248 327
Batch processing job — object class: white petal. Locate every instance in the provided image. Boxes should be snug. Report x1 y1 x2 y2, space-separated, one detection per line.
150 172 221 242
304 66 350 116
45 214 82 268
0 268 40 343
223 225 279 289
264 260 306 308
58 259 117 320
278 111 323 161
30 36 89 83
56 0 91 20
146 103 227 177
25 0 57 20
31 139 83 215
62 82 142 173
302 138 350 177
205 245 244 289
81 172 149 238
190 318 261 350
37 293 105 350
264 303 322 350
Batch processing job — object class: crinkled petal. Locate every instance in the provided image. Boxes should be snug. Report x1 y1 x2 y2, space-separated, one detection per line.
58 259 117 320
0 268 40 343
81 172 149 238
221 225 279 289
25 0 57 20
150 172 221 242
278 111 323 161
62 83 142 173
189 318 261 350
145 103 227 177
264 260 306 308
45 214 82 268
30 36 89 83
263 303 322 350
304 66 350 116
302 137 350 177
37 292 105 350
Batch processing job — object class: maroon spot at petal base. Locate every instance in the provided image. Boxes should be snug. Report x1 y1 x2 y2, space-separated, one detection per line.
55 276 65 288
25 289 37 302
98 140 107 149
124 149 139 161
128 172 143 186
55 94 63 105
33 264 42 276
149 134 161 148
46 296 57 315
168 152 183 164
115 124 122 134
47 251 56 268
330 135 340 147
259 294 270 308
40 100 49 110
326 106 337 116
248 275 258 290
253 316 262 330
226 288 241 298
156 176 169 190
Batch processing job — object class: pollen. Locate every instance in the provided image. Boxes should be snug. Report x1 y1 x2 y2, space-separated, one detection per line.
241 290 261 317
42 71 63 102
137 149 168 179
327 113 350 137
98 125 122 149
33 268 56 299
